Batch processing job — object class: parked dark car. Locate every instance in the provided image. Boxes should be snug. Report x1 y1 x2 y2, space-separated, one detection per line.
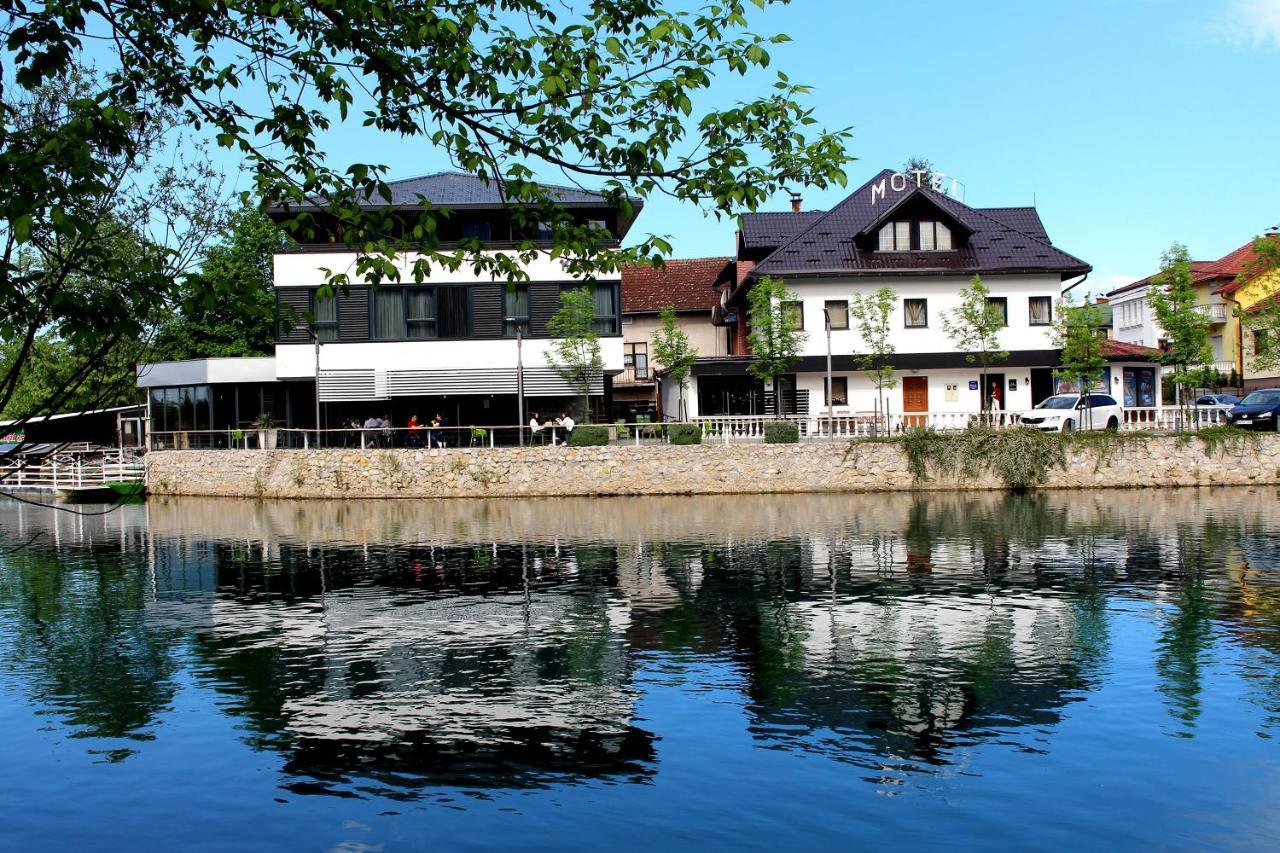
1227 389 1280 431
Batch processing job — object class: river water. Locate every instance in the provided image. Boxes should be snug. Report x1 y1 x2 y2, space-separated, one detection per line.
1 490 1278 851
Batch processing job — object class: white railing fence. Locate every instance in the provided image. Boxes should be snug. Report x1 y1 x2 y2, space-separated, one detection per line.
141 405 1243 453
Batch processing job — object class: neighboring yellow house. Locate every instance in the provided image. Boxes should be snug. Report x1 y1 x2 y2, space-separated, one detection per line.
1213 235 1280 390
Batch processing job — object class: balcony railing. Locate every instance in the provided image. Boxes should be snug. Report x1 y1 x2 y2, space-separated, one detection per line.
1194 303 1229 323
614 364 653 386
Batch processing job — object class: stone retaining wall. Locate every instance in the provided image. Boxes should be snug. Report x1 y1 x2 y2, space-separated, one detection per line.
144 434 1280 499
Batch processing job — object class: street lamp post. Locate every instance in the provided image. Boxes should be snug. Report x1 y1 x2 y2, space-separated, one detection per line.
516 325 525 447
824 307 833 440
312 331 322 448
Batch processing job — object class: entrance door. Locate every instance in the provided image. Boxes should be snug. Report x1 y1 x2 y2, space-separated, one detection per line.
903 377 928 427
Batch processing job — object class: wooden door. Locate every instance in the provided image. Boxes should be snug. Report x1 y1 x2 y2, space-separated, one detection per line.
903 377 928 428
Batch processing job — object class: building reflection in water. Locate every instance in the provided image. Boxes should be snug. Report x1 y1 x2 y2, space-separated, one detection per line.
1 487 1279 793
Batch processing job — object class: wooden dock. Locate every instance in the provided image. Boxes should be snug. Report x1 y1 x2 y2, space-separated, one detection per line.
1 458 146 502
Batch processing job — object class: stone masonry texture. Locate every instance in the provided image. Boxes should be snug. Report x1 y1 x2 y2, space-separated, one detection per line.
144 435 1280 499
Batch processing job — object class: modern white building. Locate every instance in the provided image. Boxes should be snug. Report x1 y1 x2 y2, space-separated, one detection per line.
137 173 638 443
669 168 1160 419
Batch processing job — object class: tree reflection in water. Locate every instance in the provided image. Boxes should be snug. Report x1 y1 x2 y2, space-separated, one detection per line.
1 488 1280 794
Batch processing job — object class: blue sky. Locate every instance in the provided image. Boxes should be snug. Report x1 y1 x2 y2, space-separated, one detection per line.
214 0 1280 296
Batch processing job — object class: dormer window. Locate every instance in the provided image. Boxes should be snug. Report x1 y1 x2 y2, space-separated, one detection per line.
877 220 952 252
919 221 952 251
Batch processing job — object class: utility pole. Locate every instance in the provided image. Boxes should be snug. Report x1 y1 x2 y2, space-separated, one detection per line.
516 325 525 446
313 332 322 447
824 307 833 440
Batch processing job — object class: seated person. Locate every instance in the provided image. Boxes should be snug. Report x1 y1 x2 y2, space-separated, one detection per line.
556 411 575 445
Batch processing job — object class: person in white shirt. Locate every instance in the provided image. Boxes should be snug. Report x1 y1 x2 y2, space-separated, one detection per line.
556 412 574 446
528 411 543 443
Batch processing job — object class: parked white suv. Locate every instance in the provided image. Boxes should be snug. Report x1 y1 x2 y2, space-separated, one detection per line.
1020 393 1122 432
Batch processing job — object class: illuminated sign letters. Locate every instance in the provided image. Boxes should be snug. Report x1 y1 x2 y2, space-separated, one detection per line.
870 170 964 205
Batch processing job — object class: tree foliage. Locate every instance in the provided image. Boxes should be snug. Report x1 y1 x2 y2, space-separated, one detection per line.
4 0 851 289
151 207 290 361
1053 296 1107 392
849 286 898 413
941 276 1009 411
652 304 697 421
746 276 806 408
547 287 603 419
1237 235 1280 374
1148 242 1213 398
0 63 227 425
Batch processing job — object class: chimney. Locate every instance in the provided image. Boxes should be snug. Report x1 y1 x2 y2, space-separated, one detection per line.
790 191 802 213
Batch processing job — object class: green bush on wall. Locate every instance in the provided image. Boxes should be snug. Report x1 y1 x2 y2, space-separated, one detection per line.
764 420 799 444
667 423 703 445
569 425 610 446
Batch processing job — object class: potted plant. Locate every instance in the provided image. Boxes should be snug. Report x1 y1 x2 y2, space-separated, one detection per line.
255 413 278 450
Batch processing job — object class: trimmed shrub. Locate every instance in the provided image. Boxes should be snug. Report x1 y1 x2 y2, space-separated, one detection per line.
568 425 610 446
763 420 799 444
668 423 703 445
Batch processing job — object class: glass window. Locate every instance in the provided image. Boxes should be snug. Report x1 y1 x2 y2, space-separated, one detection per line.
878 224 894 251
904 298 928 328
312 292 339 341
1029 296 1052 325
406 289 436 338
504 285 530 337
462 221 492 241
986 297 1008 327
625 342 649 380
593 284 618 335
825 376 848 406
373 289 406 339
934 222 952 250
895 222 910 250
783 301 803 331
824 300 849 330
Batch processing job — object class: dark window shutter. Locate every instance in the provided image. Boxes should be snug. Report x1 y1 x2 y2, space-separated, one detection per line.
470 284 503 337
338 286 370 341
276 289 312 343
529 282 563 336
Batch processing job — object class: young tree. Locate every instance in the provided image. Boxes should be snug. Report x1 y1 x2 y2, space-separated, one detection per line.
0 65 228 427
151 207 290 361
849 287 898 424
1147 243 1213 409
941 276 1009 414
746 276 807 414
2 1 852 422
1053 296 1108 427
652 305 697 421
547 287 604 420
902 156 938 189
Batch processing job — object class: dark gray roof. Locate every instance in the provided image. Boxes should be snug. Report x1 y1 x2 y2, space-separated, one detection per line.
273 171 638 212
376 171 620 208
739 211 826 252
747 169 1088 280
981 207 1049 241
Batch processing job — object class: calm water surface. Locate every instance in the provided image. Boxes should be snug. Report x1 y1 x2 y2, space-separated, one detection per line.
1 490 1279 851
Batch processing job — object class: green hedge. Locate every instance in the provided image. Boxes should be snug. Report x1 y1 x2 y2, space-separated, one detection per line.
667 423 702 445
764 420 799 444
568 425 610 446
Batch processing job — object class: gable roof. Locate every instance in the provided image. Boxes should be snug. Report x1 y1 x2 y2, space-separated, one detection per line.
1109 236 1274 299
621 257 733 313
744 169 1089 280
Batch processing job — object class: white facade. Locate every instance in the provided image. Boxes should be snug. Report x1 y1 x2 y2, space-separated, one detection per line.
274 248 623 402
1110 286 1159 348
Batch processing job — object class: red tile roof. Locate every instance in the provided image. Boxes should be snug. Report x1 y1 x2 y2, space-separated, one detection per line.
1102 339 1162 360
1214 235 1279 295
621 257 733 314
1109 236 1277 298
